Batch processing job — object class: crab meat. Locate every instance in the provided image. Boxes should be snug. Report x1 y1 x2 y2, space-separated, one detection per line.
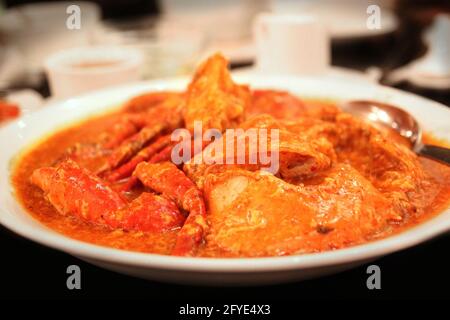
184 115 336 188
203 164 400 257
286 113 427 215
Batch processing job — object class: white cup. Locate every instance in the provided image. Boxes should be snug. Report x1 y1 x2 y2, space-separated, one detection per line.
45 46 143 99
253 13 330 75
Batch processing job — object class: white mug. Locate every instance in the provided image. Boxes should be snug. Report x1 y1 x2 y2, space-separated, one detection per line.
45 46 143 99
253 13 330 75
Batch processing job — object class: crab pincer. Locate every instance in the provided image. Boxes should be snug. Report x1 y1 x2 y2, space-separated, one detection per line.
30 159 184 233
134 161 208 256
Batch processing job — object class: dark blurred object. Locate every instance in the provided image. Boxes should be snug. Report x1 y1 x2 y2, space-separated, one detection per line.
332 0 450 70
332 0 450 106
388 0 450 69
397 0 450 26
388 0 450 105
5 0 160 19
331 33 398 71
392 81 450 106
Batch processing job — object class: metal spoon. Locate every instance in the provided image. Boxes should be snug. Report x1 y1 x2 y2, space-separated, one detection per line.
341 100 450 165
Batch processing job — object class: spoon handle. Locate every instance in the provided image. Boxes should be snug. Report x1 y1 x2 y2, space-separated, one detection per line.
417 144 450 165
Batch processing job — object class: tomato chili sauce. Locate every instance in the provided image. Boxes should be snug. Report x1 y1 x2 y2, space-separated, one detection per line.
10 98 450 258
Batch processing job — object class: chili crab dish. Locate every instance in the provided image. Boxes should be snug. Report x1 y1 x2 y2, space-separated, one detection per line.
12 54 450 258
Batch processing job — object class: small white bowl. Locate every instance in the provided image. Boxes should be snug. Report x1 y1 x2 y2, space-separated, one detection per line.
45 46 143 99
0 75 449 285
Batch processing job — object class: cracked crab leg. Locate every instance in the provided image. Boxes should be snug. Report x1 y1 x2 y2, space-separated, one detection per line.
104 101 184 171
107 135 172 182
102 113 148 149
119 136 211 192
119 143 175 192
107 122 166 169
133 161 207 256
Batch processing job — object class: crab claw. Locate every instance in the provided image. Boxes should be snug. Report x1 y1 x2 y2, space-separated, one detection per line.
31 160 126 222
30 159 184 232
106 192 184 233
134 161 208 256
184 53 250 133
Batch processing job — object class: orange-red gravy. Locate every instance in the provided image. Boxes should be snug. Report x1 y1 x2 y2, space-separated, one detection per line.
11 101 450 257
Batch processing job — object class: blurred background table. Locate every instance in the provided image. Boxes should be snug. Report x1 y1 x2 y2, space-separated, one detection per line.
1 0 449 300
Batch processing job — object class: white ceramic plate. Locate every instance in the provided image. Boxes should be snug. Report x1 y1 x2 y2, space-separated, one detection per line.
1 74 449 285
